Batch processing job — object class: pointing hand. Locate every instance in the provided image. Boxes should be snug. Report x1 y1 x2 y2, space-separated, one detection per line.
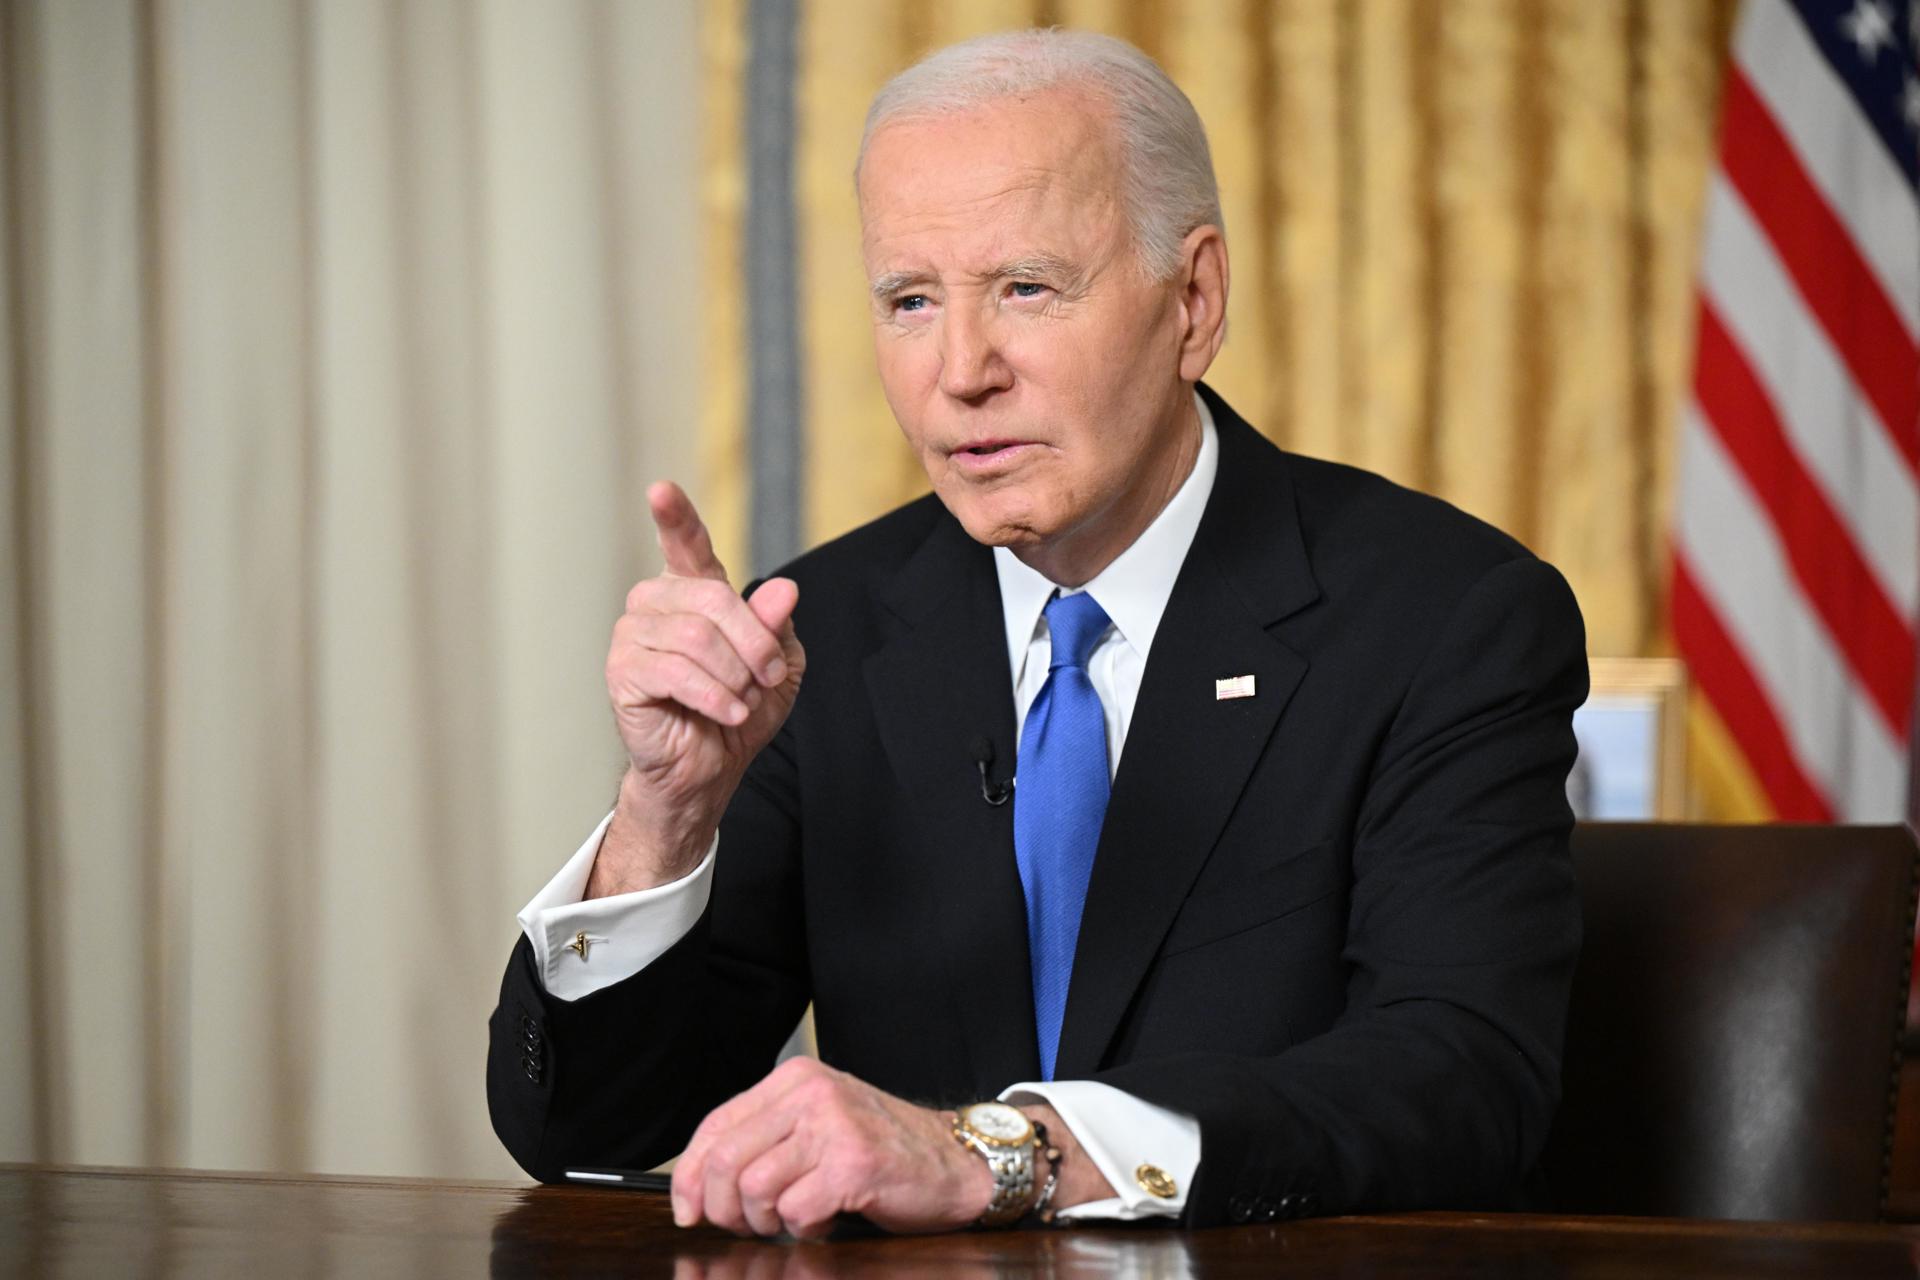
591 483 806 895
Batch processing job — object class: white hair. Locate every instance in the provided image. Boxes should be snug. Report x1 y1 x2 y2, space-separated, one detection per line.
857 28 1224 281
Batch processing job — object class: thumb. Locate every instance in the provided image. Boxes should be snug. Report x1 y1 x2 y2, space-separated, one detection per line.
747 577 799 642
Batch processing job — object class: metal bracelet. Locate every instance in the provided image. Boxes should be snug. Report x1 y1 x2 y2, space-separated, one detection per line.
1031 1121 1064 1224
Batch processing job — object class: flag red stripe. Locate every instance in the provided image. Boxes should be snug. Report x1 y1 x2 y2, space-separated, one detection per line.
1718 68 1920 475
1693 300 1916 740
1671 553 1835 821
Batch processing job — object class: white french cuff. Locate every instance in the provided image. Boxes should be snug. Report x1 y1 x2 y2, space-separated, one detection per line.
998 1079 1200 1221
515 811 718 1002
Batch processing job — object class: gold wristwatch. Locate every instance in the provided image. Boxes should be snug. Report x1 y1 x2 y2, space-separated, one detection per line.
950 1101 1039 1227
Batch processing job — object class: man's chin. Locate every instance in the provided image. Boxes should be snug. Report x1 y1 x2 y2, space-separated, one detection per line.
948 505 1050 552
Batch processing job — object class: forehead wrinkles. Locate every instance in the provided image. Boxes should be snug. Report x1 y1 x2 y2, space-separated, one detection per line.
866 173 1052 265
878 165 1057 233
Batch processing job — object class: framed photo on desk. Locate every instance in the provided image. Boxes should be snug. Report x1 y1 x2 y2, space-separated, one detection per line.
1568 658 1687 821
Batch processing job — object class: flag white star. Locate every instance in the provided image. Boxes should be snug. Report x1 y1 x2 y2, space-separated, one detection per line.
1844 0 1897 58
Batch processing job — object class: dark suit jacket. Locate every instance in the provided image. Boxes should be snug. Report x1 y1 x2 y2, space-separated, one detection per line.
487 385 1588 1227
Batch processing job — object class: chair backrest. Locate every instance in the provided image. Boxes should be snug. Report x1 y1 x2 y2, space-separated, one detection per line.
1541 823 1917 1222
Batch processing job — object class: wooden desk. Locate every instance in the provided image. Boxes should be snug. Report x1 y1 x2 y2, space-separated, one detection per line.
7 1165 1920 1277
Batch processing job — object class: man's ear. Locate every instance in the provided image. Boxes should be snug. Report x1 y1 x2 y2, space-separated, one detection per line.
1174 225 1229 383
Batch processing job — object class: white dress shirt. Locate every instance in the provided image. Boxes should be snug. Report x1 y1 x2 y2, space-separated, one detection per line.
519 394 1220 1221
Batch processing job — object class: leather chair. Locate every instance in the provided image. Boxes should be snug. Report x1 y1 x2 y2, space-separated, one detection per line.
1540 823 1918 1221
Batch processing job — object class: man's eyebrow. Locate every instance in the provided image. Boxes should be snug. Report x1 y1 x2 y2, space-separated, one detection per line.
869 270 929 301
984 253 1079 283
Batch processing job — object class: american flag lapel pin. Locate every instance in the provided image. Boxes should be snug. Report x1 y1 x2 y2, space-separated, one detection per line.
1215 674 1257 701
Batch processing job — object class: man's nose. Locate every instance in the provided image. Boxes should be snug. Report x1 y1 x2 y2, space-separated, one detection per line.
937 307 1013 400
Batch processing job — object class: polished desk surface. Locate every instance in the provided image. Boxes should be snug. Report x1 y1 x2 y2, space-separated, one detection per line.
7 1165 1920 1278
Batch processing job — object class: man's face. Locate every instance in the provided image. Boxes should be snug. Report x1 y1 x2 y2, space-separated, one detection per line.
858 90 1203 573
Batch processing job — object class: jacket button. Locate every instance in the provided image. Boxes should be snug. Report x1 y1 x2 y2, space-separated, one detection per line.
520 1015 537 1036
522 1056 542 1083
1254 1199 1279 1222
1227 1195 1252 1223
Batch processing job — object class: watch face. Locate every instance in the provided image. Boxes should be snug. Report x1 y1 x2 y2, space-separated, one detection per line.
962 1102 1032 1145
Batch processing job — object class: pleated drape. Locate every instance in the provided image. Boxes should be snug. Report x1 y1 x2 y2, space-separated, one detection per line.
3 0 703 1178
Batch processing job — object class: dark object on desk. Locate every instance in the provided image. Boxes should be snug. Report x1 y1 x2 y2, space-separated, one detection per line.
1542 822 1919 1222
564 1168 672 1192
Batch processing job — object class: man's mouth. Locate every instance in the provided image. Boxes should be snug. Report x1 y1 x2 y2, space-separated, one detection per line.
950 440 1039 474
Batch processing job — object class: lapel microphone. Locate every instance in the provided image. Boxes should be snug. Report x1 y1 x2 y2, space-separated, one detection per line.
969 736 1015 806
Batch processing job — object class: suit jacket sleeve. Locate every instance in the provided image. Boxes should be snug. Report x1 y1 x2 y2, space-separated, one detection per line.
1089 556 1587 1226
485 724 811 1182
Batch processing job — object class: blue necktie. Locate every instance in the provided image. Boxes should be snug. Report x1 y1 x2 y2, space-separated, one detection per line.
1014 591 1113 1080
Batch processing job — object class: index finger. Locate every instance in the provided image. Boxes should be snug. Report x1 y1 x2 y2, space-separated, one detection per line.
650 481 730 583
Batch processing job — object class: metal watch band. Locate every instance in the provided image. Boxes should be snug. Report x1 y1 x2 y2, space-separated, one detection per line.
951 1122 1037 1227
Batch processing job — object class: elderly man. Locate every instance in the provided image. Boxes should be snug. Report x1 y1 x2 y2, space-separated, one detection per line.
487 29 1585 1238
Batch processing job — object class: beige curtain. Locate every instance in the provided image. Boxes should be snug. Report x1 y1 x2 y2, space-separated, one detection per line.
703 0 1757 814
2 0 703 1178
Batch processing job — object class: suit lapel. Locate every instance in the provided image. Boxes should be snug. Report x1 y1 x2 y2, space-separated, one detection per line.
863 514 1042 1091
1054 394 1321 1078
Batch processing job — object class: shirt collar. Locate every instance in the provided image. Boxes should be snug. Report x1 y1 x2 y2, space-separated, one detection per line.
993 390 1220 677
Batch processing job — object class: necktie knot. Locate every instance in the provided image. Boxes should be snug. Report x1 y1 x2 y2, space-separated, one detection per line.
1044 591 1111 672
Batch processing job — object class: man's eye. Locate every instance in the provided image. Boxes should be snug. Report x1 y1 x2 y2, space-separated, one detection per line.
896 294 930 313
1009 282 1047 299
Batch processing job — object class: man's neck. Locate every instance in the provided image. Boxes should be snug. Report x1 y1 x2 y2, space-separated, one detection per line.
1011 397 1205 588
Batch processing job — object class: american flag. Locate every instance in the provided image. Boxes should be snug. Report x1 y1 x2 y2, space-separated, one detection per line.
1671 0 1920 822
